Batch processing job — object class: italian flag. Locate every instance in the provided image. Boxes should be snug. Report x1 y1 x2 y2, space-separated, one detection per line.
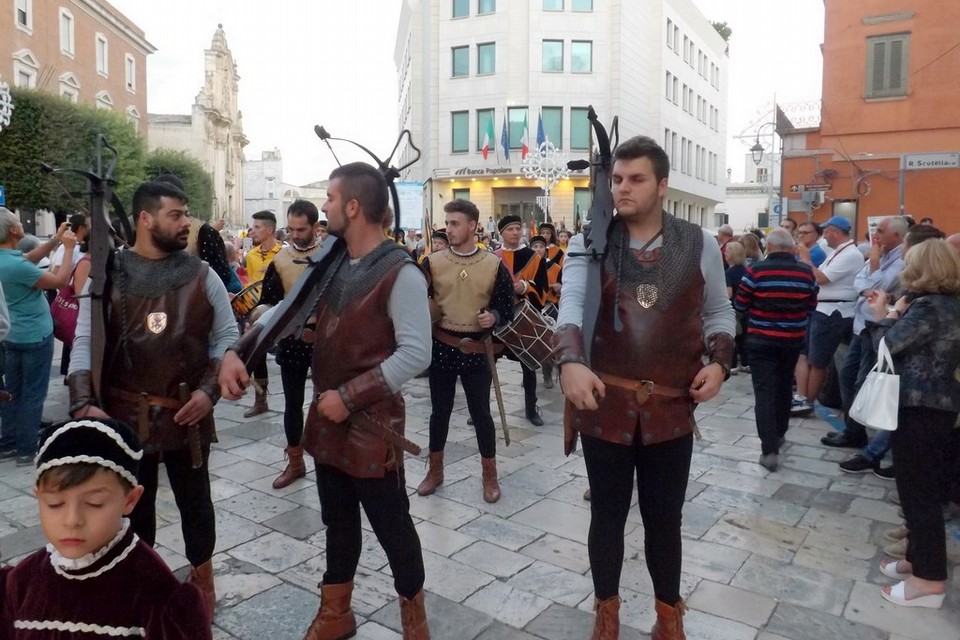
482 116 494 160
521 112 530 159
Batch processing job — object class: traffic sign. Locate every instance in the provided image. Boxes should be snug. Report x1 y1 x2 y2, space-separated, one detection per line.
903 152 959 170
0 185 5 206
789 184 831 193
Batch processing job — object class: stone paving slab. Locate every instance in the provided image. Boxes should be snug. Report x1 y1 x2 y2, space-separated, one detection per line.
2 354 959 639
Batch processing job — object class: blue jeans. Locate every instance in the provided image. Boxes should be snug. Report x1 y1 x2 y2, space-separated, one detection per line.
839 332 876 440
0 333 54 456
861 430 892 463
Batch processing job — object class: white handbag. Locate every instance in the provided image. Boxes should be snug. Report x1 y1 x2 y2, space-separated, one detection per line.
849 337 900 431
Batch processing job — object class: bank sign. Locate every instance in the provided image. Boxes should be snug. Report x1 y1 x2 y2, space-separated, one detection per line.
903 152 960 170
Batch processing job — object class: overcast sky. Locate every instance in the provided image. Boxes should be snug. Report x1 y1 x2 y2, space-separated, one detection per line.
110 0 824 185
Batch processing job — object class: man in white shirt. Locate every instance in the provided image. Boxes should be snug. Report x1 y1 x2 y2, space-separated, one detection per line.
793 216 865 414
50 214 88 273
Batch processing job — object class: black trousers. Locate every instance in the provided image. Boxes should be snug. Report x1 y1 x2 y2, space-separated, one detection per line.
280 360 311 447
521 362 538 411
428 366 496 458
747 342 802 455
893 407 957 581
315 463 425 598
581 432 693 603
130 445 216 567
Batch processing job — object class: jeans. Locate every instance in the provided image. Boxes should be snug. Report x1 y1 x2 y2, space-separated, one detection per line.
839 332 876 440
747 342 802 455
860 430 892 463
0 333 54 456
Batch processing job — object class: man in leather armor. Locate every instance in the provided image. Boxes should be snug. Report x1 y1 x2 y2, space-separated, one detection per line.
219 162 432 640
417 199 515 503
254 199 324 489
553 136 735 640
67 180 239 622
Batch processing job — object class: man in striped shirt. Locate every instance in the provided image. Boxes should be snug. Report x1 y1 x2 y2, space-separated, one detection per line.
734 229 819 471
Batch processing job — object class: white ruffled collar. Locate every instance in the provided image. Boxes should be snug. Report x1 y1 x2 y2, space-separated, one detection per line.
47 518 132 573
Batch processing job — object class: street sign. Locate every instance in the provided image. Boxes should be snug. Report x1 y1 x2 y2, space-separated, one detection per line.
789 183 831 192
0 185 5 206
903 152 960 170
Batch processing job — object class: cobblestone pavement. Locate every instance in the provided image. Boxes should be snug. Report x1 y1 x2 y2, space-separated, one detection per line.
2 352 959 639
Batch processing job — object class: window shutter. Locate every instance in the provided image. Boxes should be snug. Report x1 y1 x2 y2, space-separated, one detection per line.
888 40 904 90
872 41 886 94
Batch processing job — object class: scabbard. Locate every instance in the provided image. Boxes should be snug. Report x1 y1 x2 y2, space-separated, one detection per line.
481 335 511 447
563 399 579 456
350 410 421 456
178 383 203 469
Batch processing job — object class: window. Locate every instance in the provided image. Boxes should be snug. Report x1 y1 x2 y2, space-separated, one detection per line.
452 46 469 77
12 50 38 89
476 108 495 152
477 42 495 74
542 107 562 147
683 36 690 63
544 0 563 10
572 0 592 10
680 137 688 174
126 107 140 129
508 107 527 149
542 40 563 72
478 0 495 14
125 54 136 92
664 128 670 153
670 132 678 170
866 33 909 98
59 9 74 57
571 41 592 73
665 72 672 101
452 111 469 152
95 90 113 111
673 26 680 52
15 0 32 31
453 0 469 18
452 188 470 201
682 84 689 111
96 34 108 76
571 107 590 149
573 188 591 226
672 76 678 103
666 19 673 48
59 72 80 102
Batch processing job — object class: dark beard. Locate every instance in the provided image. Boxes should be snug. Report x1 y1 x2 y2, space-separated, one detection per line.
152 229 188 253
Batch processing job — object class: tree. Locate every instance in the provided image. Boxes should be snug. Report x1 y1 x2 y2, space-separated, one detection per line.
712 21 732 43
0 88 145 215
143 148 214 220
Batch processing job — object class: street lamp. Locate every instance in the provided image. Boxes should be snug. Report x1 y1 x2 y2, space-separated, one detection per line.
751 121 779 225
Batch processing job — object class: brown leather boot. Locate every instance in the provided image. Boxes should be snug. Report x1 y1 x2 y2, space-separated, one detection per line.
399 589 430 639
185 560 216 622
302 581 357 640
243 379 269 418
650 598 687 640
481 456 501 503
417 452 444 496
591 595 621 640
273 445 307 489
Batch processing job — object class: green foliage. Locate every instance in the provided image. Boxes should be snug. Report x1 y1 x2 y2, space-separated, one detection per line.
0 88 145 215
712 21 732 43
144 148 214 220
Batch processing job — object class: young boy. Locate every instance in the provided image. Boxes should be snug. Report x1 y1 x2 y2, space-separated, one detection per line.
1 418 211 639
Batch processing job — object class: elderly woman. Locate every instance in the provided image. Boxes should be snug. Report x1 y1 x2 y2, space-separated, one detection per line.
0 209 77 465
867 239 960 608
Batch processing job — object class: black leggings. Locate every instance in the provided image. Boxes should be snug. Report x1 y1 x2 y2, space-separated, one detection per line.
131 446 216 567
428 366 497 458
316 464 425 598
581 433 693 603
280 360 310 447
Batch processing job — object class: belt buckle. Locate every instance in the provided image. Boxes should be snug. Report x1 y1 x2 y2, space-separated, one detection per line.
635 380 654 405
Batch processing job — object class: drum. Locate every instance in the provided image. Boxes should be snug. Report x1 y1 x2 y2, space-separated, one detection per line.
231 280 262 321
494 299 557 370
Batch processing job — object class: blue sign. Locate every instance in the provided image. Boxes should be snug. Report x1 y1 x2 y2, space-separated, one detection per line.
0 185 5 206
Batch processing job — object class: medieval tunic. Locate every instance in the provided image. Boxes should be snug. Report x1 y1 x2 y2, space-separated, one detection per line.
260 243 323 368
0 521 211 639
494 245 548 309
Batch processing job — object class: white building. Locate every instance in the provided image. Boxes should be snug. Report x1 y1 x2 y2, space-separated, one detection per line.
395 0 728 230
715 152 784 232
148 25 247 225
243 149 283 222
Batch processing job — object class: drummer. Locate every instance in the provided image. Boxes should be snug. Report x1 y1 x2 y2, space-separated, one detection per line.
242 210 282 418
495 215 550 425
417 199 515 503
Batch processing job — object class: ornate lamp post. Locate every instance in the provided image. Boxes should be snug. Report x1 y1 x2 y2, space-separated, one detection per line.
521 138 569 224
751 121 779 226
0 78 14 134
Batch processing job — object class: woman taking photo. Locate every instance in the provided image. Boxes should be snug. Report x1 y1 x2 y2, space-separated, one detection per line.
866 239 960 608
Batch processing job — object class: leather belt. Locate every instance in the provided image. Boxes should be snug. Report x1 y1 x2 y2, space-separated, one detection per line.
432 327 505 355
107 387 183 411
597 372 689 406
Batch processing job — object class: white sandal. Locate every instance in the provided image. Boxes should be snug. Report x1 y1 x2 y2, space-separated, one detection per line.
879 559 911 580
881 581 945 609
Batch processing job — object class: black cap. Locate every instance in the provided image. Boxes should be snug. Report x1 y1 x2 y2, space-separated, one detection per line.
35 419 143 487
529 235 547 247
538 223 556 237
498 215 522 233
431 230 448 243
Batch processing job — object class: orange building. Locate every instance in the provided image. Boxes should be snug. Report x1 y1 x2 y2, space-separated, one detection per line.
781 1 960 237
1 0 155 134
